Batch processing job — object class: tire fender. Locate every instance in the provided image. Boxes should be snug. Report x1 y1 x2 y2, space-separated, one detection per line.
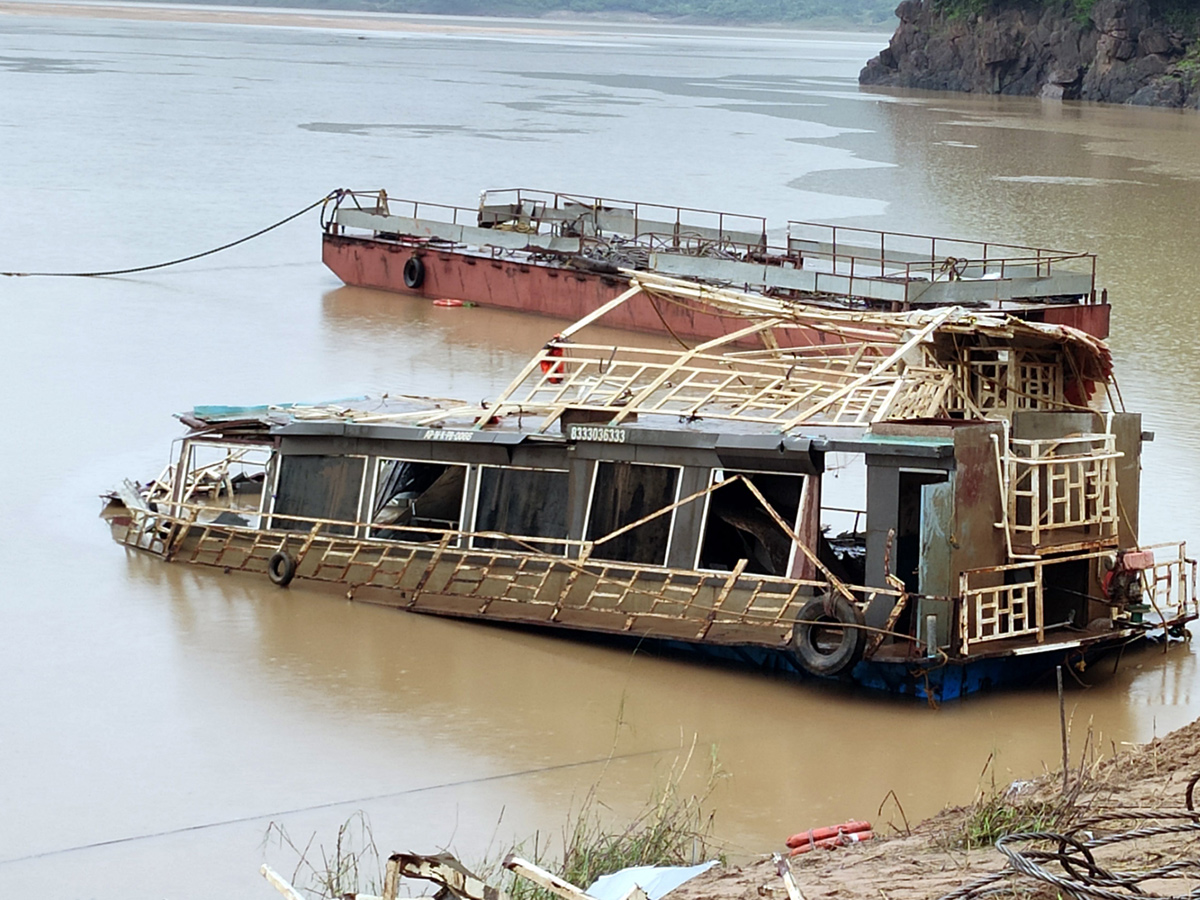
267 551 296 588
403 255 425 289
791 594 865 677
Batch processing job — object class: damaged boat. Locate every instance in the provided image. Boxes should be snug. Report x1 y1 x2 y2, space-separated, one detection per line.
322 187 1112 343
103 273 1194 700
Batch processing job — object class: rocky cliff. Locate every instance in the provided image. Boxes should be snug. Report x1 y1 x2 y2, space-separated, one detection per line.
860 0 1200 107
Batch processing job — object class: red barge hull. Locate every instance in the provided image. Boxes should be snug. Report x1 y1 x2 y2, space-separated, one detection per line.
322 233 758 342
323 233 1111 341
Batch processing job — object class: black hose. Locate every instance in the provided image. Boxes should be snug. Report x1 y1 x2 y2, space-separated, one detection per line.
2 190 342 279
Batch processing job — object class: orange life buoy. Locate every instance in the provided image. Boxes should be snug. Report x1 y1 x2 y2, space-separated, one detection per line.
540 341 565 384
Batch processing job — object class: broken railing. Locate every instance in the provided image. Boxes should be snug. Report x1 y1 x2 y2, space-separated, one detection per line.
473 305 961 433
957 543 1195 655
951 347 1069 415
113 477 908 654
1136 541 1199 627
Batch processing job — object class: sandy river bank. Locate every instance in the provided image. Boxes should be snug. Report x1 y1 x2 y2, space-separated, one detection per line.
0 0 622 33
672 715 1200 900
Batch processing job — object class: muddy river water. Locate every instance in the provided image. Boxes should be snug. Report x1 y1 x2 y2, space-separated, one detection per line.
2 6 1200 896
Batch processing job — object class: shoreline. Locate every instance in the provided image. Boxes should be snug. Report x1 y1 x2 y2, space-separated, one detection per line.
0 0 891 34
672 713 1200 900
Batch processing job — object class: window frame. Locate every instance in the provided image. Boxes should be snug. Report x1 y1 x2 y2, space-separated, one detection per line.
467 463 572 556
581 460 684 568
268 452 371 537
693 466 808 577
367 455 472 545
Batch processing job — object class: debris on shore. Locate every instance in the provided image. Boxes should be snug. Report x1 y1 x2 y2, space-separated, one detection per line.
263 714 1200 900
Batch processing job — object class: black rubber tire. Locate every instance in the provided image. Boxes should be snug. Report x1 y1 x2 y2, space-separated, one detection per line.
792 595 866 677
267 551 296 588
402 255 425 289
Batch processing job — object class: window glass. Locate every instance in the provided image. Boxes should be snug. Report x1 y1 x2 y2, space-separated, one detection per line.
585 462 679 565
474 467 569 554
371 459 466 542
273 455 365 536
697 471 803 576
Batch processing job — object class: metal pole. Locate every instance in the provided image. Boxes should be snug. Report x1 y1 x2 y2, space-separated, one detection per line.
1057 665 1069 792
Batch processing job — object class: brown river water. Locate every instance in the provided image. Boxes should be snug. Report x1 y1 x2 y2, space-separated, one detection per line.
1 5 1199 896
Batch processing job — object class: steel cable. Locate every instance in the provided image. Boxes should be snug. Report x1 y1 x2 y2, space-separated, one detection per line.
1 191 341 278
938 810 1200 900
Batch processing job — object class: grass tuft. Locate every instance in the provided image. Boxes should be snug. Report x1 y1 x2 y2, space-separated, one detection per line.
490 738 726 900
264 810 382 899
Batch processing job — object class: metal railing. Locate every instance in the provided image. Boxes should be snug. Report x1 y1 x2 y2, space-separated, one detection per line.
1006 434 1120 550
1136 542 1199 626
113 499 909 650
957 543 1196 655
324 190 1100 307
788 220 1098 304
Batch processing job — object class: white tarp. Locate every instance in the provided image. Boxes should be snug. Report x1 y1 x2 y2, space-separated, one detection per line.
586 862 718 900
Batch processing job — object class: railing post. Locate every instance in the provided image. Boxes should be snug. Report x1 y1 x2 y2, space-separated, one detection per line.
1035 560 1045 643
959 571 970 655
1031 446 1041 548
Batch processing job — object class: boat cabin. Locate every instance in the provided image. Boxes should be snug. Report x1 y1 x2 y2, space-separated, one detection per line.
105 276 1194 700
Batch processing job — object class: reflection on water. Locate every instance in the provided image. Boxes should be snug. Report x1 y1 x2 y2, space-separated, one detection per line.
1 8 1199 898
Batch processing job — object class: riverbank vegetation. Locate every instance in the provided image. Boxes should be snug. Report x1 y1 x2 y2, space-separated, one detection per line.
264 740 725 900
929 0 1200 32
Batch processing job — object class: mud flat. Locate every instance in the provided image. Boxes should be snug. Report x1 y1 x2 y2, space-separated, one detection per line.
0 0 581 34
672 713 1200 900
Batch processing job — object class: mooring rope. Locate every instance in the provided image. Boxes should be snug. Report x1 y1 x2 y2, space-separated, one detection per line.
1 191 340 279
0 745 669 866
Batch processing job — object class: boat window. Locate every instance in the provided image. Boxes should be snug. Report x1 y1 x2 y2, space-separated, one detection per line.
272 455 366 536
371 458 467 542
697 470 803 576
585 462 680 566
473 467 570 554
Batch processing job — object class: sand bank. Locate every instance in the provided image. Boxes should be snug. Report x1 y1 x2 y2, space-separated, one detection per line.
0 1 584 36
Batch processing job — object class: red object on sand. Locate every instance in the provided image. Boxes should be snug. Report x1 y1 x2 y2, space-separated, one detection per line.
786 821 872 848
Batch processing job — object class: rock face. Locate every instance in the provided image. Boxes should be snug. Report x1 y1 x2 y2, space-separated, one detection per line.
860 0 1200 108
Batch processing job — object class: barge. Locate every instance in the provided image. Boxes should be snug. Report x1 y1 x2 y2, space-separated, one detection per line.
104 274 1193 700
321 187 1112 343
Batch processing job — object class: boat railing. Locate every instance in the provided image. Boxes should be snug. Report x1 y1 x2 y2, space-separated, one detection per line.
115 497 913 649
483 187 769 249
957 544 1195 655
325 189 479 230
1134 541 1198 626
788 220 1098 303
1005 434 1121 552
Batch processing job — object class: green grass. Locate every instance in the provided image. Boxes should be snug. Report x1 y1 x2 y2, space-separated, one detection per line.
264 739 726 900
497 740 726 900
951 750 1097 851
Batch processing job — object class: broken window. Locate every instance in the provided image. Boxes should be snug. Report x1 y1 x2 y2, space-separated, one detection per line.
697 471 803 576
585 462 680 566
473 467 569 554
272 455 366 535
371 459 467 542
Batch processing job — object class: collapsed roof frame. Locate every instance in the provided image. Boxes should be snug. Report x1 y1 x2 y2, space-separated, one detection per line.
254 271 1116 434
469 272 1117 434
